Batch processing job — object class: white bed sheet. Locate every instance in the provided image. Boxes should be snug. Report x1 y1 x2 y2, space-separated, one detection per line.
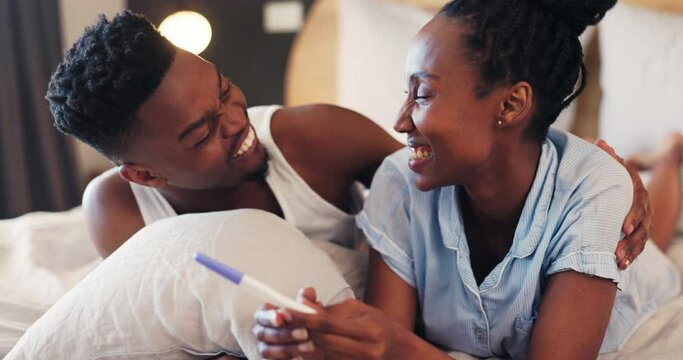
0 207 101 356
1 209 682 358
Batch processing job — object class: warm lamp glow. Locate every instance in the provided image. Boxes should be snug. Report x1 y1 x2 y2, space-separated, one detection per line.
159 11 212 55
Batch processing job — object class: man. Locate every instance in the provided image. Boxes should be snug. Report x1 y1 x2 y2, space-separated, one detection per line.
48 11 399 263
48 12 646 271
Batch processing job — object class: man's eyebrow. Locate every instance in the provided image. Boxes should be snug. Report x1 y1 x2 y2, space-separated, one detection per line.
177 66 223 141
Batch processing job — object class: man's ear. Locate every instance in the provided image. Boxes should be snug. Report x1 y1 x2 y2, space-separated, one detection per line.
118 164 168 188
497 81 533 127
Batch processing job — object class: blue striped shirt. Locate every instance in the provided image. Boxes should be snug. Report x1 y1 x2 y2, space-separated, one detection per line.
357 129 680 359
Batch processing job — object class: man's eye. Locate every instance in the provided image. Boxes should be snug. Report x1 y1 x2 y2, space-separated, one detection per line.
194 133 210 149
220 81 232 102
194 118 217 149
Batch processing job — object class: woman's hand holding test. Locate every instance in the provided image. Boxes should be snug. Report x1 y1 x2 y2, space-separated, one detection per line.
253 288 443 360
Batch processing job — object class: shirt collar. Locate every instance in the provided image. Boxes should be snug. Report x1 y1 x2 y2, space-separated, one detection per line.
509 139 557 257
438 139 558 258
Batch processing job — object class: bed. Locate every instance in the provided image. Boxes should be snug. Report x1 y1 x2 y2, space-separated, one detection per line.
2 207 682 359
2 0 683 358
0 207 101 355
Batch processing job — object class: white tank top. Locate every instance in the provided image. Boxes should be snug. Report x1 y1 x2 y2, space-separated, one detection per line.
129 105 367 294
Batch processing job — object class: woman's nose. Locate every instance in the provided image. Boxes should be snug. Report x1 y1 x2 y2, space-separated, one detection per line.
394 103 415 133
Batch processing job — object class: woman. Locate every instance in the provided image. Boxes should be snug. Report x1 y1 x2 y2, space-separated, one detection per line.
254 0 680 359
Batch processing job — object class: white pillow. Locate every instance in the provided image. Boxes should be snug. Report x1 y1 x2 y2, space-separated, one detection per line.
598 3 683 232
6 210 353 359
598 3 683 158
336 0 434 142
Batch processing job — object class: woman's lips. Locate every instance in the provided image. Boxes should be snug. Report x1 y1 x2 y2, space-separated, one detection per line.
409 145 433 161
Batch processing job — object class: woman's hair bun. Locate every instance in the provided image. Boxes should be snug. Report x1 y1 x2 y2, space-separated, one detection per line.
534 0 617 35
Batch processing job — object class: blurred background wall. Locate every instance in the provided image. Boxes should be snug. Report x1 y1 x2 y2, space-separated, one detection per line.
59 0 126 192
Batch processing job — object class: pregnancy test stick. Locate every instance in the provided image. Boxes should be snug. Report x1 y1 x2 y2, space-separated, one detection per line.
194 253 317 314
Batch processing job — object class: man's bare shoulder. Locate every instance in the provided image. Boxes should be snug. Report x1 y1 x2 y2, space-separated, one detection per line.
82 169 144 258
272 104 389 141
271 104 402 185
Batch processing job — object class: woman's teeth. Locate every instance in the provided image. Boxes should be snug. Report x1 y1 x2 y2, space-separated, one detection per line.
234 127 256 157
409 146 433 160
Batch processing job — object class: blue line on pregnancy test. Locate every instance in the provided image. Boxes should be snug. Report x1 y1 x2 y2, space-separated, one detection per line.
194 253 317 314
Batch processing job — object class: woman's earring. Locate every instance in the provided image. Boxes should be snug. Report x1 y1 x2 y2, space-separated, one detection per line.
497 120 503 127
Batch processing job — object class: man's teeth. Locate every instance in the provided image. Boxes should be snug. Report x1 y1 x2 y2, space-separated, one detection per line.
234 127 256 157
409 147 433 160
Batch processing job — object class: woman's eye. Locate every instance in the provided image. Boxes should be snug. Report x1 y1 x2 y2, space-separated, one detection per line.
415 93 432 104
404 87 432 104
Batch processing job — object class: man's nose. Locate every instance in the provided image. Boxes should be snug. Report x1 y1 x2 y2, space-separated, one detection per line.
219 110 246 139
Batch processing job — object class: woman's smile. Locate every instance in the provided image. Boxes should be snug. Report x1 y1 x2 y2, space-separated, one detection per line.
408 144 434 172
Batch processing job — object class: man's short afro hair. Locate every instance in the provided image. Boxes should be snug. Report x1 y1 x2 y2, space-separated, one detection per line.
46 10 176 159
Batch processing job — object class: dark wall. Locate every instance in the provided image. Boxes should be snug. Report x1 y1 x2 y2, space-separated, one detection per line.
128 0 314 106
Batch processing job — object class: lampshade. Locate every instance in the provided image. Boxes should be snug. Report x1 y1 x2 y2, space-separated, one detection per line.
158 11 212 55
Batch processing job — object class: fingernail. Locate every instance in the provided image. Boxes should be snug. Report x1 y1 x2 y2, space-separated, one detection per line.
292 328 309 341
277 309 293 322
298 341 315 353
268 310 281 326
625 224 634 235
296 289 305 302
297 286 313 302
624 258 632 267
617 248 626 261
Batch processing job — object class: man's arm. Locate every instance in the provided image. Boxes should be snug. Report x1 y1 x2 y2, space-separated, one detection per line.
622 0 683 13
82 171 145 258
272 104 402 212
528 271 617 360
275 104 403 186
595 141 653 269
